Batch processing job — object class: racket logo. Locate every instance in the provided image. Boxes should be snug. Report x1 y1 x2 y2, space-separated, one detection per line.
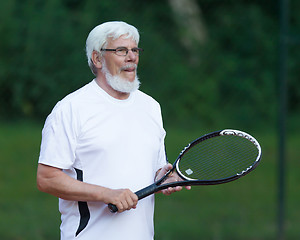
185 169 193 175
221 130 236 136
221 129 260 150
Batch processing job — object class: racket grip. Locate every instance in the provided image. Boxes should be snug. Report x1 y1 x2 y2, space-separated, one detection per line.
108 203 118 213
108 183 158 213
135 183 157 200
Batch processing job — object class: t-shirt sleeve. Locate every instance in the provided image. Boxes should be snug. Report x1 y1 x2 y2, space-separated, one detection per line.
38 102 78 170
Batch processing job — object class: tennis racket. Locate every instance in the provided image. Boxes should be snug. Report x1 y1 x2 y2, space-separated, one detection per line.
108 129 262 213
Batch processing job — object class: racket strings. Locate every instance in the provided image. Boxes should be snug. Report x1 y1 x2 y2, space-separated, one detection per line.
178 135 259 180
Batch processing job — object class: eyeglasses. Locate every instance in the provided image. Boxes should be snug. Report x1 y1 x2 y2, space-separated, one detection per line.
100 47 144 56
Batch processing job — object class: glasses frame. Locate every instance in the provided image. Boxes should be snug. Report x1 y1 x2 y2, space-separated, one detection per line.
100 47 144 56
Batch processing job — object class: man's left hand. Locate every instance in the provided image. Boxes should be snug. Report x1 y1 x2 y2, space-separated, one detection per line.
155 163 191 196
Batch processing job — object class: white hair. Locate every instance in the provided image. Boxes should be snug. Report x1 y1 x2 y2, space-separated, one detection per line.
86 21 140 75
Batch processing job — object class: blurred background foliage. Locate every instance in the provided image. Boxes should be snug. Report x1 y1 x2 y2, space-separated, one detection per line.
0 0 299 131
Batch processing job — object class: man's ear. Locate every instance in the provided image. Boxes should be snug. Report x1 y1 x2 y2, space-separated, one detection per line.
91 51 103 69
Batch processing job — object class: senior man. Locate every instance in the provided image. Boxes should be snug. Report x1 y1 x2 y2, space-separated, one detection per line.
37 21 188 240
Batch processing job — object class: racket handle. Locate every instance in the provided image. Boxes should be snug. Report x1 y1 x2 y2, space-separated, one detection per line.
108 183 158 213
108 203 118 213
135 183 157 200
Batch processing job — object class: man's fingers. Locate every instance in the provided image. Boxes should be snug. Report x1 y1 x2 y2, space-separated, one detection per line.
122 190 138 212
125 194 136 210
161 186 183 195
158 163 173 178
108 189 138 213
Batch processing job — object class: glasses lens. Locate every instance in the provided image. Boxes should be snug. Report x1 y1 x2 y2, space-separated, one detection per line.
132 48 141 56
115 47 128 56
114 47 143 56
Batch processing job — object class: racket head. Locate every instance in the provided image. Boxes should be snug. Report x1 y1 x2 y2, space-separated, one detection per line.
174 129 262 185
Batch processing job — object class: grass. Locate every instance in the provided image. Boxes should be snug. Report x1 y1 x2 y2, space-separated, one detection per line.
0 121 299 239
0 121 60 240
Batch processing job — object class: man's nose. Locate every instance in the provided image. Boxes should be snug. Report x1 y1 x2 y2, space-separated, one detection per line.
126 50 137 61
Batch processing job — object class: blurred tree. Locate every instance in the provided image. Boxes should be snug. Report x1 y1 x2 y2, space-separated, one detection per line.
0 0 298 130
168 0 207 64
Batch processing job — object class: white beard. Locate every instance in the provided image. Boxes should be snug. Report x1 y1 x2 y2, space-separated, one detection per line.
101 61 140 93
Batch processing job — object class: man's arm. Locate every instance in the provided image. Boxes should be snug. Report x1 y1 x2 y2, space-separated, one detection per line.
36 163 138 212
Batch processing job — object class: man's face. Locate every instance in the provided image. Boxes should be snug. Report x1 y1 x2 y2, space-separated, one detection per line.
102 35 139 83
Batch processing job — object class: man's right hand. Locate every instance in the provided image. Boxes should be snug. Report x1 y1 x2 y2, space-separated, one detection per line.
103 188 138 213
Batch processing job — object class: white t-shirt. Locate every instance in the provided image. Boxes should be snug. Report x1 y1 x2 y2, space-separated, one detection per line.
39 80 167 240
